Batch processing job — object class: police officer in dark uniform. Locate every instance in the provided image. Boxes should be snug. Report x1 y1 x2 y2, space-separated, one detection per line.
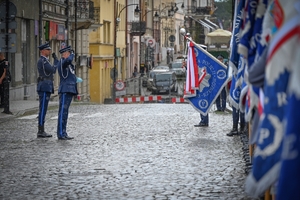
56 45 77 140
194 114 209 127
0 52 12 114
37 43 58 138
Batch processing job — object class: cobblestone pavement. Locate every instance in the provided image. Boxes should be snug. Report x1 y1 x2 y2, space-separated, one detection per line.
0 103 255 200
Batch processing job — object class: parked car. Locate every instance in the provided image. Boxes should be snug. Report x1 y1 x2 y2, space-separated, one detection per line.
147 65 170 90
151 72 176 94
168 60 186 77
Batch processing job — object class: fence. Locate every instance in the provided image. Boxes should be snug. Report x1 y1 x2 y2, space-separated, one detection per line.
119 74 186 97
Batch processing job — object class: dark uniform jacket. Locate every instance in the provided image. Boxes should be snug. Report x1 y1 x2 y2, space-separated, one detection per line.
0 59 9 82
37 56 57 93
57 53 78 95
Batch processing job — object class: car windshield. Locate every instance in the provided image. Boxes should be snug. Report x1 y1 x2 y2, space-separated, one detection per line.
171 62 182 69
156 73 172 81
153 66 169 70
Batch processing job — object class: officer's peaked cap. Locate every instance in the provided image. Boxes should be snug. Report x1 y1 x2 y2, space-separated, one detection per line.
59 45 72 54
38 42 51 50
217 55 224 59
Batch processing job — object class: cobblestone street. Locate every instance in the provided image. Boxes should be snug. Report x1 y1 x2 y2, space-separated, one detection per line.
0 103 254 199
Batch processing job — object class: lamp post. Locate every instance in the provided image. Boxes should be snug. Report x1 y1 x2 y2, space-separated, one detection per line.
113 3 140 103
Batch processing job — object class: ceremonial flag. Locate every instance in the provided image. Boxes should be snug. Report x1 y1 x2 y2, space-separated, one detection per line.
228 55 245 110
277 45 300 200
276 1 300 199
184 40 228 116
229 0 245 76
245 0 299 197
238 0 258 62
185 41 199 96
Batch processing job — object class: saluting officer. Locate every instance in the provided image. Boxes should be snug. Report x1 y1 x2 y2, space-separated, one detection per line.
56 45 78 140
37 43 58 138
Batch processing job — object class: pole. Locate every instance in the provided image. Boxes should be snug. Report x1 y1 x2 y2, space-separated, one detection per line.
39 0 42 45
113 2 139 103
65 0 69 45
4 0 11 113
113 0 117 103
74 0 77 62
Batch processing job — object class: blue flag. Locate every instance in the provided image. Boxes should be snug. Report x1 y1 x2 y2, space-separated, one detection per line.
276 19 300 199
229 55 245 110
185 42 228 116
229 0 245 76
245 2 299 196
277 93 300 200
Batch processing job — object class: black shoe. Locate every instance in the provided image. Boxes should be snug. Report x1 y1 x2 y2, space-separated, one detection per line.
58 136 74 140
2 110 12 114
226 127 238 136
64 135 74 140
37 132 52 138
194 122 208 127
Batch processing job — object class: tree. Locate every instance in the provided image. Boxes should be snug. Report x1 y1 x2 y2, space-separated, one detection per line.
212 0 233 31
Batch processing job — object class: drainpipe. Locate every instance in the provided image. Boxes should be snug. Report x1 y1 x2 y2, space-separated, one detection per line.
74 0 77 62
39 0 42 45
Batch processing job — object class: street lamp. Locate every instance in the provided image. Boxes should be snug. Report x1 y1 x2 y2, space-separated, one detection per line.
116 5 140 26
153 11 159 22
113 4 140 103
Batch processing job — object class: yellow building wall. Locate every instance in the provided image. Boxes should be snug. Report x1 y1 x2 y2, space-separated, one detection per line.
89 0 129 103
89 0 115 103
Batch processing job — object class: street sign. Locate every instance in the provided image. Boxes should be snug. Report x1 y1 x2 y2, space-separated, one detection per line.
110 68 118 80
146 38 156 48
0 1 17 20
114 80 125 91
0 21 17 29
0 33 16 52
169 35 175 42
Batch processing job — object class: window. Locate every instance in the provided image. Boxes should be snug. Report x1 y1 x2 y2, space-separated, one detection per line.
56 6 60 13
44 3 48 11
103 21 111 43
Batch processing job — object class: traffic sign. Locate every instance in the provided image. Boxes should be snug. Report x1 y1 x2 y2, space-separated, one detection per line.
146 38 156 48
0 33 16 52
169 35 175 42
0 21 17 29
0 1 17 20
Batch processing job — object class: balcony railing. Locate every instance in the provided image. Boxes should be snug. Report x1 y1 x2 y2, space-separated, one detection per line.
67 0 94 20
185 6 212 15
130 21 146 36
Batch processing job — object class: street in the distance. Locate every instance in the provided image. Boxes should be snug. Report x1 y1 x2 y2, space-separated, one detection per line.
0 103 254 199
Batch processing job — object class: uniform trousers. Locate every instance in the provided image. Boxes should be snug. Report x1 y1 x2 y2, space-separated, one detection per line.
232 107 245 127
200 114 209 125
216 87 226 111
1 81 10 112
57 93 73 138
38 91 51 126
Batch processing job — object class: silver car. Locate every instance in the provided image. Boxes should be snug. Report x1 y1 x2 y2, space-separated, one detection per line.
169 61 186 77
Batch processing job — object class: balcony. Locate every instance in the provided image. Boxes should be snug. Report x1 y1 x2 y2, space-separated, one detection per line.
130 21 146 36
70 1 100 31
185 6 212 15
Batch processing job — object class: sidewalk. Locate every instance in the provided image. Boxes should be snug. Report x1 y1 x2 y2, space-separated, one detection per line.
0 100 59 122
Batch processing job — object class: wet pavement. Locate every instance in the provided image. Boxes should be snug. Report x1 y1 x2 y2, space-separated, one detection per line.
0 103 255 199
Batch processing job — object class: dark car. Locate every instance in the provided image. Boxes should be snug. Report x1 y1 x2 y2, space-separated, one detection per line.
147 65 170 90
151 72 176 94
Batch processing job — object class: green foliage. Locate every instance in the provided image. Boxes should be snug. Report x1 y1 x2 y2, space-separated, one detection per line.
212 0 233 30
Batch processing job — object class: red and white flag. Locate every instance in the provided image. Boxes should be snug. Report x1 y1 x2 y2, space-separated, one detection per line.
184 41 199 97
